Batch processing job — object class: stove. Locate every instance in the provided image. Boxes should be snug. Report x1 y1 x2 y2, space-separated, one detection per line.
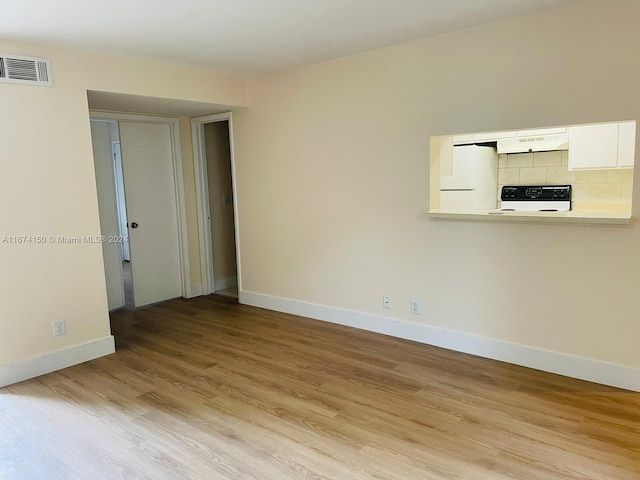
500 185 572 212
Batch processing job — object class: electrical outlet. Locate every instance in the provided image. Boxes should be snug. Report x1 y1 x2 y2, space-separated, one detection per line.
383 296 391 309
53 319 66 336
411 299 422 315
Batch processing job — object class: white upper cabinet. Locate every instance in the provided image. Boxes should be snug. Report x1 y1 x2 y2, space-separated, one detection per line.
568 123 623 170
517 127 566 137
452 134 474 144
618 121 636 168
568 123 618 169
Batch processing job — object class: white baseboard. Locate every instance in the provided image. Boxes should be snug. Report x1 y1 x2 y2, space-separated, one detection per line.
215 276 237 292
239 291 640 393
189 283 203 298
0 336 116 388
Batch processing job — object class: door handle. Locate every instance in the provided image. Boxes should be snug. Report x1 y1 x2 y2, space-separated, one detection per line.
130 222 139 229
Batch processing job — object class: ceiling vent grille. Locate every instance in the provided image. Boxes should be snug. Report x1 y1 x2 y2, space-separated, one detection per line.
0 54 53 86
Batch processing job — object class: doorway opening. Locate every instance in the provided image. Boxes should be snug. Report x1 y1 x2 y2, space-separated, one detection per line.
90 119 128 310
192 113 241 300
90 113 191 310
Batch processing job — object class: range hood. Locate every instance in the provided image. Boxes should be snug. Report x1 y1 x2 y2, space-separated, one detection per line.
497 133 569 154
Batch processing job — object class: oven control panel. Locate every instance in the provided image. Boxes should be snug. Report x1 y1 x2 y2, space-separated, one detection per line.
501 185 572 201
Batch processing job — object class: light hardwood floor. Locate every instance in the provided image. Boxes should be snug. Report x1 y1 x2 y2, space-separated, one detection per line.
1 295 639 479
214 286 238 300
122 261 134 308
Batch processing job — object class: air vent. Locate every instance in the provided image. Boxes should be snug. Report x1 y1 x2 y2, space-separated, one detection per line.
0 54 53 86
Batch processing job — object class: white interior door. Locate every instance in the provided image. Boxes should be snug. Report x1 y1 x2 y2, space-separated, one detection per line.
90 121 125 310
119 121 183 307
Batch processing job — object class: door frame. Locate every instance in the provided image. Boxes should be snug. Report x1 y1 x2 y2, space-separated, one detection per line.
191 112 242 296
111 140 130 262
90 111 193 299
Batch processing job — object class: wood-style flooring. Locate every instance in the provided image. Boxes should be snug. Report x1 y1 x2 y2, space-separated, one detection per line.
215 286 239 299
1 295 639 479
122 261 134 308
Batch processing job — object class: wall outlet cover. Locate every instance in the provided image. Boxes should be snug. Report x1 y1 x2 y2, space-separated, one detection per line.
411 299 422 314
53 319 66 336
383 296 391 309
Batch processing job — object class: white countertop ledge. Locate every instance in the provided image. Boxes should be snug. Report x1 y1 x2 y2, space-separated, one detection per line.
427 209 634 226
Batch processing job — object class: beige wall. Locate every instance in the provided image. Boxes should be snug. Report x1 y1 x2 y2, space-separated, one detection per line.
233 0 640 368
3 0 639 378
0 38 246 367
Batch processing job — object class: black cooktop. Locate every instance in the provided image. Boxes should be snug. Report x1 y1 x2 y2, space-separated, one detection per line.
501 185 572 202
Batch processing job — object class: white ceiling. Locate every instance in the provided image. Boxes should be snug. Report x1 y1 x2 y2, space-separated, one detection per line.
3 0 583 77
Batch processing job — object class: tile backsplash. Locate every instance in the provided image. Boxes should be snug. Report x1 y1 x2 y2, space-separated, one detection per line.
497 150 634 208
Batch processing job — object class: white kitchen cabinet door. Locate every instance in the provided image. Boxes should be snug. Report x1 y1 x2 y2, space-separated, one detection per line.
568 123 619 170
618 121 636 168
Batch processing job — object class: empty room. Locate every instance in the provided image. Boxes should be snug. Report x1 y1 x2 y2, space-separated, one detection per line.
1 1 639 479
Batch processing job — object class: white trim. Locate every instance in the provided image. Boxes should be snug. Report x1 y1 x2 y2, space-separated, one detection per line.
89 111 192 300
111 140 131 263
191 112 242 296
189 283 203 297
192 115 215 294
239 291 640 393
228 114 243 295
0 336 115 387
